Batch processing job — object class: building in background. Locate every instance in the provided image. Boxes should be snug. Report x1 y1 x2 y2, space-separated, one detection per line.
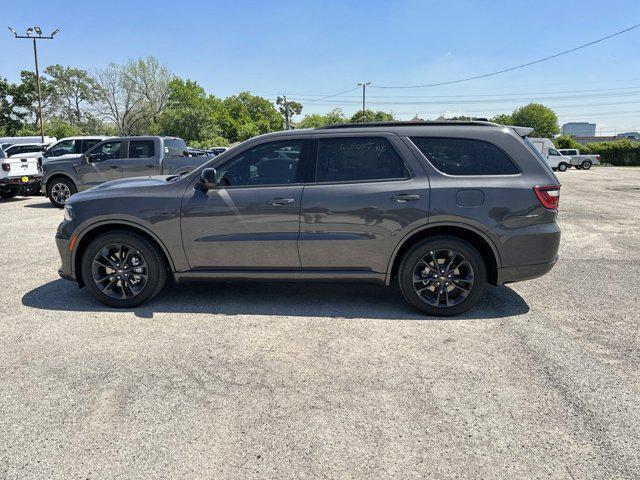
562 122 597 137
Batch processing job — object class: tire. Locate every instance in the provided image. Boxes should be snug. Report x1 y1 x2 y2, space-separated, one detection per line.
81 231 167 308
398 236 487 316
0 185 22 199
582 161 592 170
47 177 76 208
557 162 568 172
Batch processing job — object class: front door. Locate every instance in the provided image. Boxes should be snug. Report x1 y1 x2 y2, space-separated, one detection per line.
298 134 429 274
77 140 123 189
181 138 308 270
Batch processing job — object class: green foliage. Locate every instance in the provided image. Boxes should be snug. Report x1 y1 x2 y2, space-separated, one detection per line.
553 135 584 150
350 109 395 123
584 139 640 166
490 113 513 125
276 96 303 122
509 103 559 138
219 92 283 142
297 108 346 128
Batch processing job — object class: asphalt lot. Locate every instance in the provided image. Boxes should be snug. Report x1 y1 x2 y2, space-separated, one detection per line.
1 167 639 479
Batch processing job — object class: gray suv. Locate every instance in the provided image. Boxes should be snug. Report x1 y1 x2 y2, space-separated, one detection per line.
55 122 561 316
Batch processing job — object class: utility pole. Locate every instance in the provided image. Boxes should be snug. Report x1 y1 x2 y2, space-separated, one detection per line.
283 94 290 130
357 82 371 122
8 26 60 143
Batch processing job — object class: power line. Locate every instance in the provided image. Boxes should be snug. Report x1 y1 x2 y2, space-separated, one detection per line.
370 23 640 89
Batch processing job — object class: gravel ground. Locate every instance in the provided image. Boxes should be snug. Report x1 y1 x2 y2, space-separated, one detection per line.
1 167 639 479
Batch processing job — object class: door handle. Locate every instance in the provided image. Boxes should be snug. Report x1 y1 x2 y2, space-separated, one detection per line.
268 198 295 205
393 194 420 202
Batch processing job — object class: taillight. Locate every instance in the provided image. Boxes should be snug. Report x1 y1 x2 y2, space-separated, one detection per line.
596 155 601 161
1 163 10 172
534 185 560 210
37 158 42 170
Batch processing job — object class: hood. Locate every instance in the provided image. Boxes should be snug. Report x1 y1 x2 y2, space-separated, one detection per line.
43 154 83 166
92 175 171 191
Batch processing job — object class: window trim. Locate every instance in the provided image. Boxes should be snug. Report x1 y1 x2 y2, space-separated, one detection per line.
309 135 412 185
211 138 311 189
409 136 521 177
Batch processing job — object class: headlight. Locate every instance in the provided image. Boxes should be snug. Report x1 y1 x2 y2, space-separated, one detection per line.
63 204 74 221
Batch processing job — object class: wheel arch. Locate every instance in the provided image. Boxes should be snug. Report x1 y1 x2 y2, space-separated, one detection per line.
386 223 501 286
72 221 176 287
44 172 77 193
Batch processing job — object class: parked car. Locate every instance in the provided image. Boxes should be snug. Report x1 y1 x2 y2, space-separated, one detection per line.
208 147 229 156
2 142 49 158
42 136 210 208
0 147 41 199
54 121 561 316
42 136 108 164
529 138 572 171
0 136 57 147
557 149 600 170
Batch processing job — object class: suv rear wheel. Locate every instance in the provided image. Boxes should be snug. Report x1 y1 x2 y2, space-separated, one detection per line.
398 236 487 316
581 160 592 170
47 177 76 208
81 231 167 308
0 185 21 199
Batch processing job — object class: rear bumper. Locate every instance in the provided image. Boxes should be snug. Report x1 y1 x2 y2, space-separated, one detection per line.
0 175 41 185
497 257 557 285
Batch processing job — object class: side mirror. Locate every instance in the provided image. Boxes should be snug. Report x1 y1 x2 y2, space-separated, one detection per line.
81 154 89 164
200 168 219 191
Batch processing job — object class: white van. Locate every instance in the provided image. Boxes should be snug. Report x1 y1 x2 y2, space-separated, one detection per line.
529 138 572 172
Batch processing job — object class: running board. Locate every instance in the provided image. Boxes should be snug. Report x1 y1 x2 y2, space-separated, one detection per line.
173 269 386 284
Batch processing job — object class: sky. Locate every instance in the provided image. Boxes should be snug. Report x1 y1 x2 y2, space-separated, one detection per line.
2 0 640 134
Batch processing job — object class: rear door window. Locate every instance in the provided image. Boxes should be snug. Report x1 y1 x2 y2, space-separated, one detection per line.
81 139 102 152
128 140 155 158
411 137 519 175
315 137 408 183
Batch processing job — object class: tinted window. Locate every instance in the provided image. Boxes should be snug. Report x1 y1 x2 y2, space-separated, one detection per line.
548 148 560 156
164 138 187 157
219 140 302 186
81 139 101 152
48 140 75 157
128 140 155 158
316 137 407 183
90 141 122 161
411 137 519 175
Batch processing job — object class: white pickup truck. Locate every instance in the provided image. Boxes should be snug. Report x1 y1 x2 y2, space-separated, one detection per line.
557 149 601 170
0 148 41 199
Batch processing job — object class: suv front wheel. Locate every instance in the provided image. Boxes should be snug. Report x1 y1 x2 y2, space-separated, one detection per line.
398 236 487 316
81 231 167 308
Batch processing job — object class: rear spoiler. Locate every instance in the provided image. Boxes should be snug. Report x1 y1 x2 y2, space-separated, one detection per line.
512 126 534 137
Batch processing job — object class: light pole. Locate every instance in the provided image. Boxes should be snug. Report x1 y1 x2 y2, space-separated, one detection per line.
8 26 60 143
357 82 371 122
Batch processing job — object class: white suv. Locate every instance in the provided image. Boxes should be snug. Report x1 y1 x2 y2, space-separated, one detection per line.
42 136 108 164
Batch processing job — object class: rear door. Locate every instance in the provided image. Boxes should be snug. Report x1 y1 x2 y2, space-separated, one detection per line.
120 139 160 178
298 133 429 274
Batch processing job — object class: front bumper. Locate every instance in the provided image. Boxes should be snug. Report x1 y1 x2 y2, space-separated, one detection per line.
55 225 76 282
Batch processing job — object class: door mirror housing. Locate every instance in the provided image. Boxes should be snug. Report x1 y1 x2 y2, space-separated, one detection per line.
200 168 219 191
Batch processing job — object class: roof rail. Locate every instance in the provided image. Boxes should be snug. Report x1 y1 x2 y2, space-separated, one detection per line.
316 120 501 130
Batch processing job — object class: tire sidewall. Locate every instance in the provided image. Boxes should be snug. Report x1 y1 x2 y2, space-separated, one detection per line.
47 178 76 208
81 231 166 308
398 236 487 316
558 163 567 172
0 185 21 199
582 161 592 170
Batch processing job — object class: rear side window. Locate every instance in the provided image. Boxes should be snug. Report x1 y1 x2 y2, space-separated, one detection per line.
411 137 519 175
128 140 155 158
316 137 408 183
164 138 187 157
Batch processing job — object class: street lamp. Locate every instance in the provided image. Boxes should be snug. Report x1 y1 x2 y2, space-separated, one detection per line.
8 26 60 143
357 82 371 122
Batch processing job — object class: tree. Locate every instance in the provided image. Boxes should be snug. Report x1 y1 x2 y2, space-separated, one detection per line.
92 57 172 135
490 113 513 125
349 109 395 123
45 65 97 126
219 92 283 142
155 78 226 146
509 103 559 138
554 135 585 150
297 108 346 128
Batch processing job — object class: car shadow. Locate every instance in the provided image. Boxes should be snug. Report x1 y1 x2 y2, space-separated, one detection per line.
0 197 30 203
22 279 529 321
23 200 54 209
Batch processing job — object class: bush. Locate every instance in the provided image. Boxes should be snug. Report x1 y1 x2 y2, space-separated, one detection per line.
584 139 640 166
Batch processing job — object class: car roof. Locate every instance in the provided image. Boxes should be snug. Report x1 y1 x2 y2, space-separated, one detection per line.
57 136 108 141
